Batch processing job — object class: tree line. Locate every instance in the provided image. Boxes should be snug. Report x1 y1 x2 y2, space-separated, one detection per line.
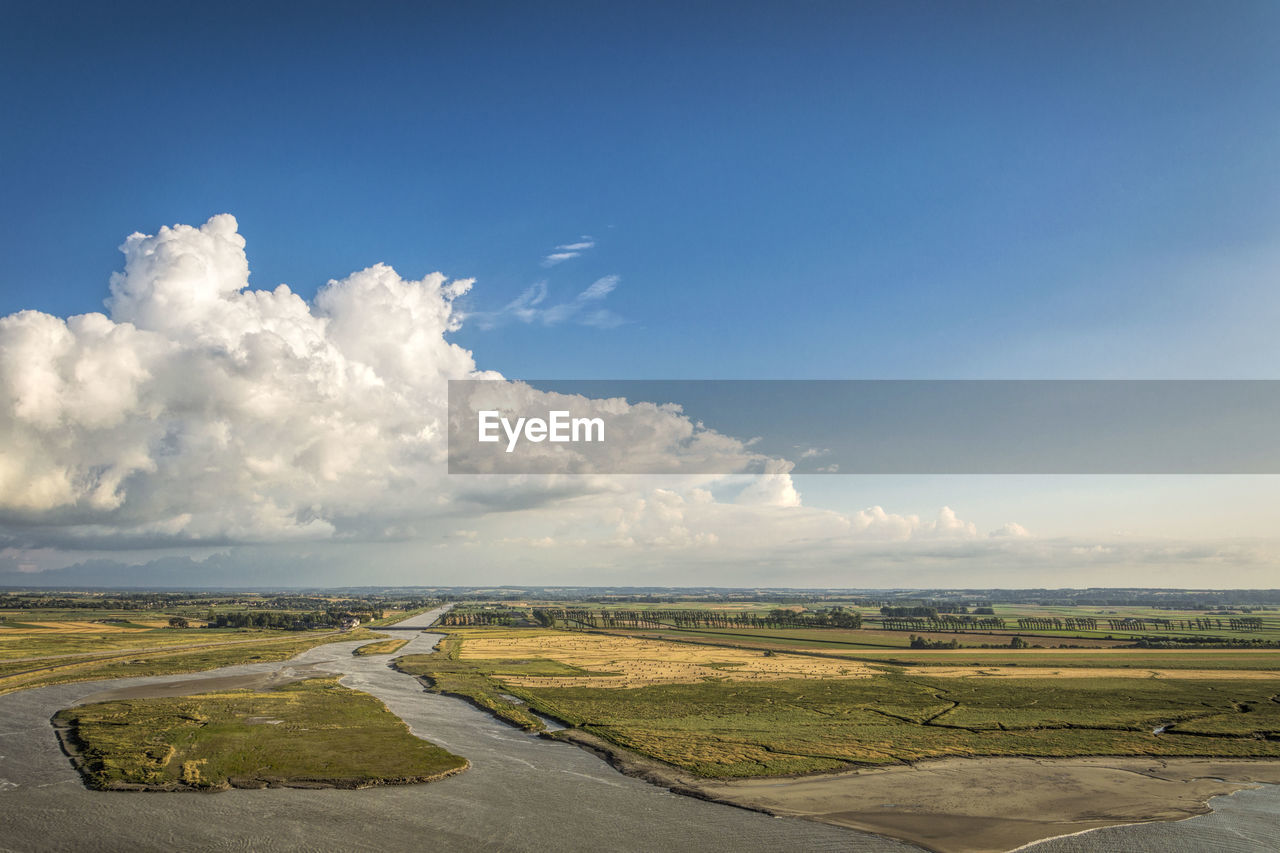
532 607 863 631
877 615 1007 632
1016 617 1098 631
203 607 383 630
439 610 522 626
1103 617 1262 632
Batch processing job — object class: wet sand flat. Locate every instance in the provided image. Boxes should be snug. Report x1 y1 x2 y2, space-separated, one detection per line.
692 756 1280 853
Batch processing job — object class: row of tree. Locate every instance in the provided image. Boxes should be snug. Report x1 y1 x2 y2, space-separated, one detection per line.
909 634 959 649
1016 617 1099 631
438 610 523 626
878 616 1007 632
536 607 863 630
203 607 382 630
1101 617 1263 632
436 606 1268 636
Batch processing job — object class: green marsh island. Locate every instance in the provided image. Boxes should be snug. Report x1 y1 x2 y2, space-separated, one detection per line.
53 677 467 792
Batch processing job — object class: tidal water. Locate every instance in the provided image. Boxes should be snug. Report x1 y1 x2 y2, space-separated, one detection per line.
0 606 1275 852
1023 784 1280 852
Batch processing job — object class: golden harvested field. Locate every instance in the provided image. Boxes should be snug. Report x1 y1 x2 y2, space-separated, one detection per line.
896 665 1280 680
457 632 878 687
454 631 1280 688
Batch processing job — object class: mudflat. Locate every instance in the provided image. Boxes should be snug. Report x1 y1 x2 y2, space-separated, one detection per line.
701 757 1280 852
73 663 339 703
561 729 1280 853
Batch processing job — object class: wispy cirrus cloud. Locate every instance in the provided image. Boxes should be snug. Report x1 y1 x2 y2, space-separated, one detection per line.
541 236 595 267
542 253 579 267
463 231 623 329
578 274 617 300
470 275 623 330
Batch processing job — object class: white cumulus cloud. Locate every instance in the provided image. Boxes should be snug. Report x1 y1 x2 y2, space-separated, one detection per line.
0 215 1031 585
0 216 761 550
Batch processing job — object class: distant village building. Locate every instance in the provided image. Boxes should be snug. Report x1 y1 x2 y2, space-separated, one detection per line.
340 617 360 631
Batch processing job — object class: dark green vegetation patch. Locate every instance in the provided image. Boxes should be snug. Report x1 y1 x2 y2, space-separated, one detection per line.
528 676 1280 777
54 678 467 791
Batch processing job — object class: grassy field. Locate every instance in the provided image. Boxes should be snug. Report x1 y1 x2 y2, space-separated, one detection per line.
353 638 410 656
847 648 1280 670
487 598 1280 646
531 675 1280 777
54 678 467 790
605 625 1127 651
0 622 318 661
397 626 1280 778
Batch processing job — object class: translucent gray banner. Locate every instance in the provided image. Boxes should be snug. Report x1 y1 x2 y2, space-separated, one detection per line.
447 380 1280 474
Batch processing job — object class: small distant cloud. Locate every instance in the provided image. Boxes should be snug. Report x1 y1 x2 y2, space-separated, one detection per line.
989 522 1032 538
798 447 830 459
816 464 840 473
579 307 625 329
499 536 558 548
1071 544 1114 555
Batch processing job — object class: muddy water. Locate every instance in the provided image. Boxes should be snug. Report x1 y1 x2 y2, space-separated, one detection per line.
0 608 908 852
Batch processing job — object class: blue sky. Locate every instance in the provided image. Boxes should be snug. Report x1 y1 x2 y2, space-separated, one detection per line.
1 2 1278 586
4 1 1277 380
